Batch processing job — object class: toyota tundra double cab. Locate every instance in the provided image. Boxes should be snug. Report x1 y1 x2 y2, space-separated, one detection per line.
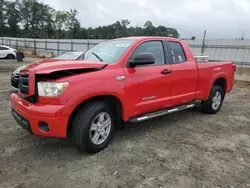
11 37 236 153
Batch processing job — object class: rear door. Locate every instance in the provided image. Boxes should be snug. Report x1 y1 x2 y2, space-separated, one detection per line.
125 40 172 117
166 41 198 105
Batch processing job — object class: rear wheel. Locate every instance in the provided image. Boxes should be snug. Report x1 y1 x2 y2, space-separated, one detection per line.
72 101 115 153
201 85 224 114
6 54 15 59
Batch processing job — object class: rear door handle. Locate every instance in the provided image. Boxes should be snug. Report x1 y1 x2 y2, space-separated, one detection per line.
161 69 172 75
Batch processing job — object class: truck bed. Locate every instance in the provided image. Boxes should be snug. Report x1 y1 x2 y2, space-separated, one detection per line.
195 61 235 100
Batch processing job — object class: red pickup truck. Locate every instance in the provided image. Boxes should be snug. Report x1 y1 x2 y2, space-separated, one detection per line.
11 37 236 153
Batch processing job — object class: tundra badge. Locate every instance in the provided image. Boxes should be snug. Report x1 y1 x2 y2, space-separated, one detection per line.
116 76 126 81
142 96 156 101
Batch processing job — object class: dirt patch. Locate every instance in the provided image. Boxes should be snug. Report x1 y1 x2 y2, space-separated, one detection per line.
0 58 41 73
0 70 250 188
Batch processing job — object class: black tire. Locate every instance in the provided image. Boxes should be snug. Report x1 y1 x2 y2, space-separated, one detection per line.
201 85 225 114
72 101 115 153
6 54 15 59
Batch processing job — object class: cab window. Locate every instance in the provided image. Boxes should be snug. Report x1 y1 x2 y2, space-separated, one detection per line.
168 42 186 64
129 41 165 66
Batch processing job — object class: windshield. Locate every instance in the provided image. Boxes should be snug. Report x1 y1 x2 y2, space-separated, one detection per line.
83 39 135 64
55 52 84 60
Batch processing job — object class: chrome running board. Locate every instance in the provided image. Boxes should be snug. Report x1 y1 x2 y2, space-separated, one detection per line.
128 103 195 123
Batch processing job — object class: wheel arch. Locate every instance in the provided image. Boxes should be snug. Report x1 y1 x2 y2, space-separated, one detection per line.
206 75 228 100
67 94 124 137
213 77 227 93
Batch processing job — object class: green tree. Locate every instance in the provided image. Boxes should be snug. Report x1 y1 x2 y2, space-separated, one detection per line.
38 4 55 38
20 0 33 33
144 21 155 36
43 5 55 38
66 9 81 38
133 25 144 36
1 0 180 39
0 0 7 36
54 10 69 39
120 19 130 37
5 0 21 37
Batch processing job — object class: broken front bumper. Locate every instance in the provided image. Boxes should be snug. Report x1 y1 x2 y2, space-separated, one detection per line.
11 93 69 138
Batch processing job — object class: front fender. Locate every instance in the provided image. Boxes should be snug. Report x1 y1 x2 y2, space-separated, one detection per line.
62 88 129 121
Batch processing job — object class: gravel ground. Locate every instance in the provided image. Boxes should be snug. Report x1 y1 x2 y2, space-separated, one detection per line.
0 57 41 72
0 63 250 188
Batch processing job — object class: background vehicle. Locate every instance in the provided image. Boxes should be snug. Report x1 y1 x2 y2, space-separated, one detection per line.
11 37 236 153
11 51 85 90
0 45 17 59
53 51 85 60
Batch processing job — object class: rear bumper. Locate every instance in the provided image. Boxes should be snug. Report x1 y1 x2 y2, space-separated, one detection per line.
11 93 69 138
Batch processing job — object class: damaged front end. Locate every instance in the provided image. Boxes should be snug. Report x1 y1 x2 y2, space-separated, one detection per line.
18 63 107 104
36 65 107 80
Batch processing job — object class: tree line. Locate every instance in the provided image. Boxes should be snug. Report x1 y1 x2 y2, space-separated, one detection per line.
0 0 180 39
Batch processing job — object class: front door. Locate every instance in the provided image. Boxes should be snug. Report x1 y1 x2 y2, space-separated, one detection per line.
125 40 172 117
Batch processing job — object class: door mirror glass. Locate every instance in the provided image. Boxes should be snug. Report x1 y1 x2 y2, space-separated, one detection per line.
128 53 155 67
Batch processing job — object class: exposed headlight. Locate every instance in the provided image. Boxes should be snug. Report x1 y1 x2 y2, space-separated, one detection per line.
38 82 69 97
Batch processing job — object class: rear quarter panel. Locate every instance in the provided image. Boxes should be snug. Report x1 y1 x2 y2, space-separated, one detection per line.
195 61 234 100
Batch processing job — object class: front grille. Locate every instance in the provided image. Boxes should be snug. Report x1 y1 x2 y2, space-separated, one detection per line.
26 95 37 103
11 73 20 88
19 75 29 94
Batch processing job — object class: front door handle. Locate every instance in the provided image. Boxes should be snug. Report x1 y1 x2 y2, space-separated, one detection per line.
161 69 172 75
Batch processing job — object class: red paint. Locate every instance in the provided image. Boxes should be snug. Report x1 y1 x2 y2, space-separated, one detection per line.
11 37 235 138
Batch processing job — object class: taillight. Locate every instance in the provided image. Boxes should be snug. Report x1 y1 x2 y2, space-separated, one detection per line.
232 64 236 72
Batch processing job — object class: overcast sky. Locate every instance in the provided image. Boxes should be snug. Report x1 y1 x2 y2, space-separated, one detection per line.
40 0 250 39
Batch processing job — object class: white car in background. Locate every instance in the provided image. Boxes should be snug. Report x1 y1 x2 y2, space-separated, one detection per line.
0 45 17 59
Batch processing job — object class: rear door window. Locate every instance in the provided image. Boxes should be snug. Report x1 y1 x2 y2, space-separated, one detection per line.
168 42 186 64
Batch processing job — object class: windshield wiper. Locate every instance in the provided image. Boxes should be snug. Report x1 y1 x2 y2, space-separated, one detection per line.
92 52 103 62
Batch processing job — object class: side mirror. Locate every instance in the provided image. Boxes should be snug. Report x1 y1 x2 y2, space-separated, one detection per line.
128 53 155 67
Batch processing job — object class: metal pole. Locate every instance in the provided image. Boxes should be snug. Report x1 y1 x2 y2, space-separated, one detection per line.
241 48 248 66
71 39 73 51
45 39 47 51
34 39 37 54
16 39 18 50
57 40 60 55
24 40 27 50
1 37 3 45
201 30 206 54
87 31 90 50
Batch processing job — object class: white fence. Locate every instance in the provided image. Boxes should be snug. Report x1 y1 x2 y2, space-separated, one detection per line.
1 37 250 65
187 39 250 66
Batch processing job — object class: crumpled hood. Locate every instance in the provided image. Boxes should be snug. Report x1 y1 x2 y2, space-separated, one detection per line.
22 59 64 70
14 59 60 74
22 59 107 74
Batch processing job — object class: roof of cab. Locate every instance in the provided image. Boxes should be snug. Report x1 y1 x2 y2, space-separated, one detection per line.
115 36 182 42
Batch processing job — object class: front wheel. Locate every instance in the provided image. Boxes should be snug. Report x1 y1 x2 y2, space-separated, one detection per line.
201 85 225 114
72 101 115 153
